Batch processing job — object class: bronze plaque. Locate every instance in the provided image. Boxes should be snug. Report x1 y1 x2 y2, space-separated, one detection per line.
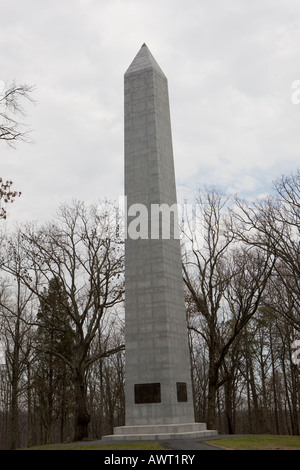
176 382 188 402
134 383 161 404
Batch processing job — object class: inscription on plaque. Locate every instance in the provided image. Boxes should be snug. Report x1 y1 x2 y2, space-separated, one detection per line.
176 382 188 402
134 383 161 404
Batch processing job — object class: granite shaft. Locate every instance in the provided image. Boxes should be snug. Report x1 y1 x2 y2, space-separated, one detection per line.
124 44 195 425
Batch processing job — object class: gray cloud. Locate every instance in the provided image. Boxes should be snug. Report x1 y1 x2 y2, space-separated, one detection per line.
1 0 299 224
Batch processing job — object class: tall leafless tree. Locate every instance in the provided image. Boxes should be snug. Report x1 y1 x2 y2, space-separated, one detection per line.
182 188 275 430
0 234 36 449
228 171 300 325
1 200 125 441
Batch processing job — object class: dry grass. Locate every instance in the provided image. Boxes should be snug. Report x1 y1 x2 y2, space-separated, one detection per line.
20 441 166 450
206 435 300 450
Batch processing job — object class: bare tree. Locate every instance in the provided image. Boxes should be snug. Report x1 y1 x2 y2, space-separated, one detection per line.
182 188 275 430
1 200 125 441
182 189 234 430
0 238 36 450
229 170 300 330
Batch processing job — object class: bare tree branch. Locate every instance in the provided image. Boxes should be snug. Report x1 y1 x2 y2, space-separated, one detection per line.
0 81 36 147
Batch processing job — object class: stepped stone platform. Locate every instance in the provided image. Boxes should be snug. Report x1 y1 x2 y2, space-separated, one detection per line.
102 423 218 441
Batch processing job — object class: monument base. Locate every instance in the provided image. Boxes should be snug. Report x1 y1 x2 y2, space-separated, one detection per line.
102 422 218 441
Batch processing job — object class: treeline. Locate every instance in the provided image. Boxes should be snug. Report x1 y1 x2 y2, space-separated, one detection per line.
0 171 299 449
0 201 125 449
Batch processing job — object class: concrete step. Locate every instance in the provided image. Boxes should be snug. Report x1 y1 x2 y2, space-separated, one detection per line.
112 422 207 435
102 425 218 441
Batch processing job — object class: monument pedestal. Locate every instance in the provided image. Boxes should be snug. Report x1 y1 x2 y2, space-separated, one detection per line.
102 423 218 441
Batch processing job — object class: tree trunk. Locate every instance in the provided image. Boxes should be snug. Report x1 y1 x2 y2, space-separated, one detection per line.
46 342 54 444
270 331 280 434
27 362 33 448
207 361 218 430
224 378 234 434
60 363 67 443
73 367 90 441
9 313 21 450
10 367 19 450
248 353 263 432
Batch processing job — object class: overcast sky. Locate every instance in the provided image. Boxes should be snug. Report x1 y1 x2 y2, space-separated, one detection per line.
1 0 300 225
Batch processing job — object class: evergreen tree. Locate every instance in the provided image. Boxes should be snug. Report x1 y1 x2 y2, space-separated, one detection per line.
34 277 73 443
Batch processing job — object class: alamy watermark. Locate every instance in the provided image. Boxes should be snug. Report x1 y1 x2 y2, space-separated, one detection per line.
119 196 201 240
120 196 180 240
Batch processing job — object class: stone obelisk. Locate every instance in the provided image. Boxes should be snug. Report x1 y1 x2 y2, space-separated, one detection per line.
103 44 216 440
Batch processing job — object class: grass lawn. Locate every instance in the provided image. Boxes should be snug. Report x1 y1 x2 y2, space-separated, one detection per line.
206 435 300 450
20 435 300 451
21 442 166 450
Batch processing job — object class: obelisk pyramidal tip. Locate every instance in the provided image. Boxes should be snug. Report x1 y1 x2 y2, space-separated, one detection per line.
125 43 166 77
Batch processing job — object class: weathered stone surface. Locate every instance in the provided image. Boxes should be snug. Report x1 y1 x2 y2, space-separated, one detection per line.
124 44 195 426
